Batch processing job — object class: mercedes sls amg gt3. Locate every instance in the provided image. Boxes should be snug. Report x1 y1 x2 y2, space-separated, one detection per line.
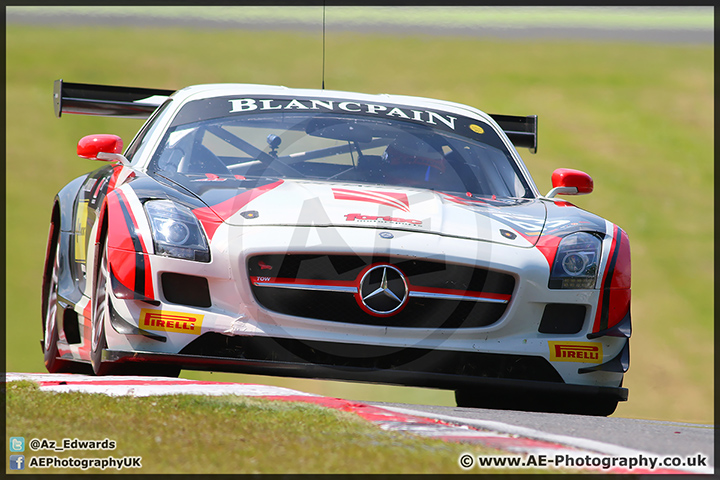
42 80 631 415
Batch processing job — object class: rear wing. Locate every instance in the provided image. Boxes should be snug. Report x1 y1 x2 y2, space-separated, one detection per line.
53 79 174 119
489 114 538 154
54 79 538 153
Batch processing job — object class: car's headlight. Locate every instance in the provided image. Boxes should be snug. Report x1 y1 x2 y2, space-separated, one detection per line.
549 232 601 289
144 200 210 262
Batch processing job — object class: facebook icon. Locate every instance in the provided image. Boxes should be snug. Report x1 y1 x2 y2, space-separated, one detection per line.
9 455 25 470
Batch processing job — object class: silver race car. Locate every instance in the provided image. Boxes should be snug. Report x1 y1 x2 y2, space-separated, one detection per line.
42 80 631 415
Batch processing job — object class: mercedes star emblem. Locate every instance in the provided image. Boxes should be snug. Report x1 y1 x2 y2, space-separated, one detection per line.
357 265 408 316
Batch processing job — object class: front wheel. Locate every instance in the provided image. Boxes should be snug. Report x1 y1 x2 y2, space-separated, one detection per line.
90 239 114 375
91 236 180 377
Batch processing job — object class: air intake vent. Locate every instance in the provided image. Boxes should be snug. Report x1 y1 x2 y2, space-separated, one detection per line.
539 304 586 334
162 273 211 308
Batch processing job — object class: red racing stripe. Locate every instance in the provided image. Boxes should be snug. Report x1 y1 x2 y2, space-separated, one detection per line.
192 180 284 242
251 277 357 289
106 164 124 191
105 190 154 300
592 226 631 333
534 234 563 268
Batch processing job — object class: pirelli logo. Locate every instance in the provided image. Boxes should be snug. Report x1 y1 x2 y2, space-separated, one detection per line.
140 309 204 335
549 341 603 364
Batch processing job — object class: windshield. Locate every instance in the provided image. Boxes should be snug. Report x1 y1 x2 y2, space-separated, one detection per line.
149 99 533 199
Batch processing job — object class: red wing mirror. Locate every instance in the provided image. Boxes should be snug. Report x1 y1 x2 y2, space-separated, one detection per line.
77 134 123 160
546 168 594 198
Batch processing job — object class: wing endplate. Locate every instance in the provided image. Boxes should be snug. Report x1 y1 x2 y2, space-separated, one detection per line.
489 114 538 154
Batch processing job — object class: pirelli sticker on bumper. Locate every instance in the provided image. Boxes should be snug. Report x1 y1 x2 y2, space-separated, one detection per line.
549 341 603 364
140 309 204 335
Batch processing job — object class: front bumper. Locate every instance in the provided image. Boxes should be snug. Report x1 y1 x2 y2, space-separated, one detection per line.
102 224 628 398
101 333 628 402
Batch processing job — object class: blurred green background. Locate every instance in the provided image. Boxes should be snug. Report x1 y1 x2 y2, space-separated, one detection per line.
6 7 713 423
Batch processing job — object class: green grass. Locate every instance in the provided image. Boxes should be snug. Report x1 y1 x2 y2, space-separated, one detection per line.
6 380 549 474
5 24 713 424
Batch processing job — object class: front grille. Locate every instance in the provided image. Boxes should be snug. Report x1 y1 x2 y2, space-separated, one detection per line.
248 254 515 328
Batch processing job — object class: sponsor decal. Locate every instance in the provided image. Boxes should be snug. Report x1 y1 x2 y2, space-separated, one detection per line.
379 231 394 239
228 98 457 130
74 200 89 262
332 188 411 212
139 309 203 335
345 213 423 227
470 124 485 134
258 261 273 270
549 341 603 363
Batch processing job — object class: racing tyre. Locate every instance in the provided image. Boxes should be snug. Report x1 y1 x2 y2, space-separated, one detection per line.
91 238 116 375
91 236 180 377
42 239 91 374
454 388 619 417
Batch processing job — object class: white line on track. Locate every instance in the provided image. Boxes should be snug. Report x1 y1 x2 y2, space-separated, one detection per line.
378 405 714 474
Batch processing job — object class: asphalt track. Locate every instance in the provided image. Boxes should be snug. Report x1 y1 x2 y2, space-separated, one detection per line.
6 9 713 44
369 400 715 468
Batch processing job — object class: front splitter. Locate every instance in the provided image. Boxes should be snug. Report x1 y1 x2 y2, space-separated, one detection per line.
102 348 628 402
